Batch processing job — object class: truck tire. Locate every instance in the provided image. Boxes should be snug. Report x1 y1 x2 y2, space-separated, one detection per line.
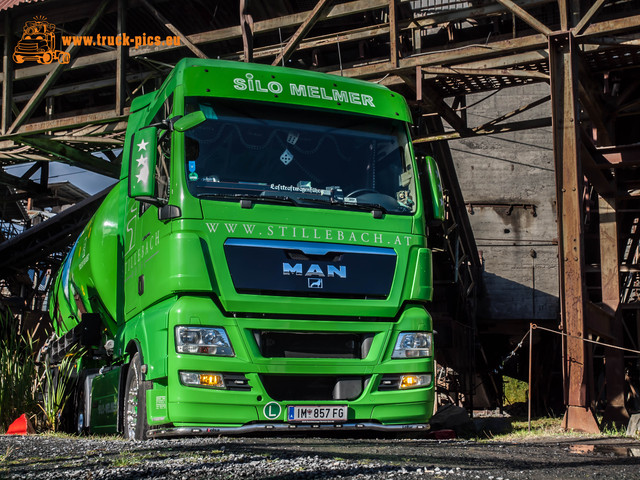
58 51 70 64
38 52 53 64
124 352 149 440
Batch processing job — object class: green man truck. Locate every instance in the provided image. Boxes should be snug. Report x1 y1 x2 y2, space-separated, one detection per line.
47 58 444 439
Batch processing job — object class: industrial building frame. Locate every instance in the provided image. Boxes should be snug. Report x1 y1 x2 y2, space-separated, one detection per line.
1 0 640 432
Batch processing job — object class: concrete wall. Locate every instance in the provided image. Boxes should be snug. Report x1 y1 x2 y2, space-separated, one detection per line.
448 82 559 321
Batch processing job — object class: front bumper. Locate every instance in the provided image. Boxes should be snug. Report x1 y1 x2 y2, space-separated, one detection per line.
147 421 431 437
149 297 434 431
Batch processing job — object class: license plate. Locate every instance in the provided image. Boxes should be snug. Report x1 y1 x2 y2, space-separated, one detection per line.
287 405 348 423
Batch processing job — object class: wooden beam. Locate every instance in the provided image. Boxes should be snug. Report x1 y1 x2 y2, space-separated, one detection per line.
6 0 110 135
272 0 334 66
2 13 13 135
240 0 254 63
409 0 555 29
140 0 207 60
421 65 549 80
412 117 551 143
585 300 615 339
549 31 599 433
577 13 640 39
12 72 152 104
389 0 399 69
20 161 45 181
495 0 553 36
3 0 407 84
598 195 629 426
576 55 613 146
49 135 124 146
558 0 569 30
0 110 128 141
580 141 616 195
233 23 390 61
574 0 607 36
476 95 550 129
328 32 550 79
16 135 120 178
0 168 50 194
416 71 470 134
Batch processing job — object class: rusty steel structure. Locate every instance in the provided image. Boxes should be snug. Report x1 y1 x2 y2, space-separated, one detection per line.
1 0 640 432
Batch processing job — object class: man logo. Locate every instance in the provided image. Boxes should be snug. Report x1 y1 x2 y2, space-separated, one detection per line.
308 278 323 289
282 262 346 278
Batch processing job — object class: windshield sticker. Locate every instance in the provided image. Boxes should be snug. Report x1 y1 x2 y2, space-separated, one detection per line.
188 161 196 173
287 132 299 145
270 183 323 194
189 172 198 181
280 149 293 165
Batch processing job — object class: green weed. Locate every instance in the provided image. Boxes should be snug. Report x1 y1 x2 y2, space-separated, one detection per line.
0 309 40 432
38 346 83 432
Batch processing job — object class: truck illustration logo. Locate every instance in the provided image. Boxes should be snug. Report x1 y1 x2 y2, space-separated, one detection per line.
13 16 70 65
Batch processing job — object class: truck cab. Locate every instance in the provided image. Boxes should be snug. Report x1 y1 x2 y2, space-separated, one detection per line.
49 58 444 438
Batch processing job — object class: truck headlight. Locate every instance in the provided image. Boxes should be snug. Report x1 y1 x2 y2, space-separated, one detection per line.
392 332 432 358
175 326 234 356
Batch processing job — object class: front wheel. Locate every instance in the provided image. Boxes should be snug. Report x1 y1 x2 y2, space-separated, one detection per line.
124 352 149 440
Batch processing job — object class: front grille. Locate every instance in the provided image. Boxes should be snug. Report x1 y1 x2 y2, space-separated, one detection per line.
260 375 369 401
254 331 374 359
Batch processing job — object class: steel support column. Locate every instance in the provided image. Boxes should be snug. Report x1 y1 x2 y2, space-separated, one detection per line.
116 0 127 115
240 0 254 63
599 195 628 427
2 13 13 135
549 31 599 433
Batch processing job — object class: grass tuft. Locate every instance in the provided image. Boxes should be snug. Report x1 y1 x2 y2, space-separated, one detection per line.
0 309 40 433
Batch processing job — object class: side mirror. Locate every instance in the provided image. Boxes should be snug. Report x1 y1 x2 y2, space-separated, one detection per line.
425 156 445 222
129 126 157 198
173 111 206 132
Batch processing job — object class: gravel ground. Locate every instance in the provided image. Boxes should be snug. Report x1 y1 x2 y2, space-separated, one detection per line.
1 433 640 480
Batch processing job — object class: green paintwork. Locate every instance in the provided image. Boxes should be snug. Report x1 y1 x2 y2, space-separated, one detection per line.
129 127 158 198
49 59 443 434
90 366 121 433
425 156 445 221
173 110 206 132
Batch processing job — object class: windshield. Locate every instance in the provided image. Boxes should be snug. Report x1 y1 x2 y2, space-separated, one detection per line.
183 97 416 214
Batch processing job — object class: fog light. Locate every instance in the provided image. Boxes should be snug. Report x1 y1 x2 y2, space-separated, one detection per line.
180 371 225 389
399 374 431 389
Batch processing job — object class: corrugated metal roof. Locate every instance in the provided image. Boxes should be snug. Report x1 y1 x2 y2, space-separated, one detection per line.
0 0 46 12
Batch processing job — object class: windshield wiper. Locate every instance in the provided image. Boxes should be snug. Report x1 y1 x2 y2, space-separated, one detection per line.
197 192 298 207
339 201 388 218
197 190 387 217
